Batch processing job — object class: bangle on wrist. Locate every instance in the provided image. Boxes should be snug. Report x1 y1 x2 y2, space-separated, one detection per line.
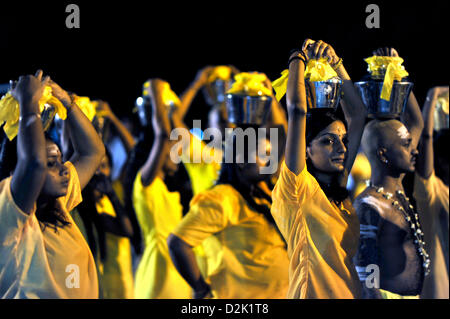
19 112 41 122
19 112 41 127
288 51 307 69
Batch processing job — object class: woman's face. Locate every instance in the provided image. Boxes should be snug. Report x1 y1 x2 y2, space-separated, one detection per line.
95 155 111 178
307 120 348 173
237 137 274 183
41 140 70 198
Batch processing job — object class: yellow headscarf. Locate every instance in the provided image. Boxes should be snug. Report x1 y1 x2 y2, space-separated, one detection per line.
226 72 272 97
0 86 66 141
364 56 409 101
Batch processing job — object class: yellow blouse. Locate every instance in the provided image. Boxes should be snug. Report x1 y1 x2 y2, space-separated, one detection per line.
0 162 98 298
173 184 289 299
132 173 191 299
271 161 362 299
95 195 134 299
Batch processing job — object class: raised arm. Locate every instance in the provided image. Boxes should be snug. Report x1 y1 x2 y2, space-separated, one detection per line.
10 70 50 214
96 101 136 152
178 66 214 120
416 86 449 179
139 79 172 187
48 80 105 190
285 46 308 175
307 39 367 177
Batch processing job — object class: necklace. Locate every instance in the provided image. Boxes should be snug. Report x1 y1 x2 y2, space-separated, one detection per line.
367 181 431 276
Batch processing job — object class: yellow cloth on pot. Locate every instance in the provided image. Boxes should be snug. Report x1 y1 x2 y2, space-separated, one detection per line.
227 72 272 97
207 66 232 83
272 59 338 102
142 80 180 109
0 86 67 141
364 56 409 101
72 95 97 122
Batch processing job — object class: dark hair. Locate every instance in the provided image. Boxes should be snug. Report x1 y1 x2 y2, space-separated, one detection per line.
0 130 71 232
216 124 279 227
305 108 349 202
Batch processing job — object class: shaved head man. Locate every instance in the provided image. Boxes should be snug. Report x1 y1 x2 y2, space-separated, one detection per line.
362 119 418 176
353 118 428 299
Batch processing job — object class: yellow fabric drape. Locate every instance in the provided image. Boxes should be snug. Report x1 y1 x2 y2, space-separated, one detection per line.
207 66 232 83
132 173 192 299
272 58 338 102
364 56 409 101
227 72 272 97
72 95 97 122
142 81 181 109
0 86 66 140
172 184 290 299
95 195 134 299
271 70 290 102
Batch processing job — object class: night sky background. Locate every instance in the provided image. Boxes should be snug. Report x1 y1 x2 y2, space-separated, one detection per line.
1 0 448 125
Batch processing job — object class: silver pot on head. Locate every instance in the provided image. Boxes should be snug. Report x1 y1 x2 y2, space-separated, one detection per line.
305 77 342 110
203 79 234 106
225 94 272 125
355 80 413 119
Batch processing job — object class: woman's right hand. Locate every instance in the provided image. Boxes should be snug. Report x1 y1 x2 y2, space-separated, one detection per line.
11 70 50 106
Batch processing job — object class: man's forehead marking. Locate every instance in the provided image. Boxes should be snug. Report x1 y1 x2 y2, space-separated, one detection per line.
396 124 410 140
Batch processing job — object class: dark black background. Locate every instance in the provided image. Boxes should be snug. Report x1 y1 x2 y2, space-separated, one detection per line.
0 0 448 121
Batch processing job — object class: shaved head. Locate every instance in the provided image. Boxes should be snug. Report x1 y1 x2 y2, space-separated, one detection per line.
362 119 411 164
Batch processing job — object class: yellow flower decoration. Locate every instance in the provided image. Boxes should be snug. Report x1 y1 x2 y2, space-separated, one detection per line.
0 86 66 141
227 72 272 97
364 56 409 101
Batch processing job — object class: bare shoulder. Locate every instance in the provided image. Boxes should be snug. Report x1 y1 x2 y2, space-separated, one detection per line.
355 188 388 223
355 188 409 234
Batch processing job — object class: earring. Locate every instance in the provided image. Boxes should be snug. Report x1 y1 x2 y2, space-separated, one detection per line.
384 159 388 164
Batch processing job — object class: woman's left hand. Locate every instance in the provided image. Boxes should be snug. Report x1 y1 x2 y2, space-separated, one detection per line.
48 79 72 108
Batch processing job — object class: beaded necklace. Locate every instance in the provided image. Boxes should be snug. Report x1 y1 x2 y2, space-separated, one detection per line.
367 181 431 276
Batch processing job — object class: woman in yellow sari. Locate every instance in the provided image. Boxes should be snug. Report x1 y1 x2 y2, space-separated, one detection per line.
132 79 192 299
271 39 367 298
